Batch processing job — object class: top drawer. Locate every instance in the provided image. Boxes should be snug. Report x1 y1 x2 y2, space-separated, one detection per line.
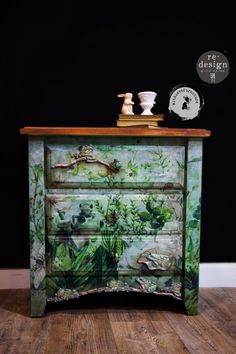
46 137 185 188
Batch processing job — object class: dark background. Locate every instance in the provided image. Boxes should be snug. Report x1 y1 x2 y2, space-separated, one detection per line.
0 4 234 268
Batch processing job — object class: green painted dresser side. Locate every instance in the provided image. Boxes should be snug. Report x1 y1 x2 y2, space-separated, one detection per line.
184 139 203 315
28 137 47 316
25 130 209 317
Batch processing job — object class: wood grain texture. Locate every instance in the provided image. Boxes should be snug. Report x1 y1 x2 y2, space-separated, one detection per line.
109 314 189 353
0 290 49 354
19 126 211 137
45 312 118 354
0 289 235 354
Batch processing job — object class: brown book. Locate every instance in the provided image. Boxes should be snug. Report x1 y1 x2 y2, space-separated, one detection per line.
116 114 164 127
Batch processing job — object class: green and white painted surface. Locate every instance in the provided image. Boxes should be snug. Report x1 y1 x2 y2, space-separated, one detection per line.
28 136 204 316
184 139 203 315
29 137 47 316
46 137 185 188
46 192 183 235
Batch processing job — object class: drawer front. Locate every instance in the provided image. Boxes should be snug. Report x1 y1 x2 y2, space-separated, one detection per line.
46 191 183 236
47 234 182 276
46 137 185 188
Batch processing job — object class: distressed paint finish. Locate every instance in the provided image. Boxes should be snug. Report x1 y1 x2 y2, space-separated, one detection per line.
29 137 47 316
46 275 182 302
184 139 203 315
46 137 185 188
46 191 183 235
24 133 208 316
47 234 182 275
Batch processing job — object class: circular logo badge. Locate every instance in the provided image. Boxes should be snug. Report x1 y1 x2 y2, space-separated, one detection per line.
196 50 229 84
168 85 203 121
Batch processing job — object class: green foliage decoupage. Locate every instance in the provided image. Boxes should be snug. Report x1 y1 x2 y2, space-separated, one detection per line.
44 139 185 301
28 136 205 315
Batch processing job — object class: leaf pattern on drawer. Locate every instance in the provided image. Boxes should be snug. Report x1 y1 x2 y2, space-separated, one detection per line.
46 192 183 236
46 137 185 188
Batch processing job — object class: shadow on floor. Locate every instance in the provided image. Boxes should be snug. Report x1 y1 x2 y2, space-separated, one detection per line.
46 292 185 315
0 289 185 317
0 289 31 317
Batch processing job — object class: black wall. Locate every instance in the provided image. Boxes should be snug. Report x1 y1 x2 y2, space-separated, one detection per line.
1 4 234 267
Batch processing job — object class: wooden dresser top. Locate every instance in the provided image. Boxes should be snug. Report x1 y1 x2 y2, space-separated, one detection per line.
20 127 211 137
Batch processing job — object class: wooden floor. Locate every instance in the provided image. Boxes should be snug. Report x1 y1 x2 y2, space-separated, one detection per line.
0 288 236 353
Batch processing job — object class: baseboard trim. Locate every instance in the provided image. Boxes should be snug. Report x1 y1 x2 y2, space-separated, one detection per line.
0 269 30 289
199 263 236 287
0 263 236 289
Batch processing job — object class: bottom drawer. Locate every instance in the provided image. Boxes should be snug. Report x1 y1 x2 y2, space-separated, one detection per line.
47 234 182 276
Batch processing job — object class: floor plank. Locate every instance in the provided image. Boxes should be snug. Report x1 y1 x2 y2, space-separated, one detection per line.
200 288 236 345
0 290 48 354
0 288 236 354
109 315 189 353
165 305 236 353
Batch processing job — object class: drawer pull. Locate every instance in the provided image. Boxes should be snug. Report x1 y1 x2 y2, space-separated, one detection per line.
53 145 121 173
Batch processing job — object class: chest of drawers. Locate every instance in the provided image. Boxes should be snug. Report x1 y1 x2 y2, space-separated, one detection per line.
20 126 211 316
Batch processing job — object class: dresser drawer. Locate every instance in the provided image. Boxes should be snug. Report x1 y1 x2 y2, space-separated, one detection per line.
47 234 182 276
46 191 183 236
46 137 185 188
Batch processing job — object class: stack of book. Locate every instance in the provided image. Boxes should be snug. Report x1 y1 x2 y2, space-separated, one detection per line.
116 114 164 128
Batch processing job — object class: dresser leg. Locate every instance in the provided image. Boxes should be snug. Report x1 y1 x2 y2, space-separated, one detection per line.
183 290 199 315
31 289 47 317
184 303 198 315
